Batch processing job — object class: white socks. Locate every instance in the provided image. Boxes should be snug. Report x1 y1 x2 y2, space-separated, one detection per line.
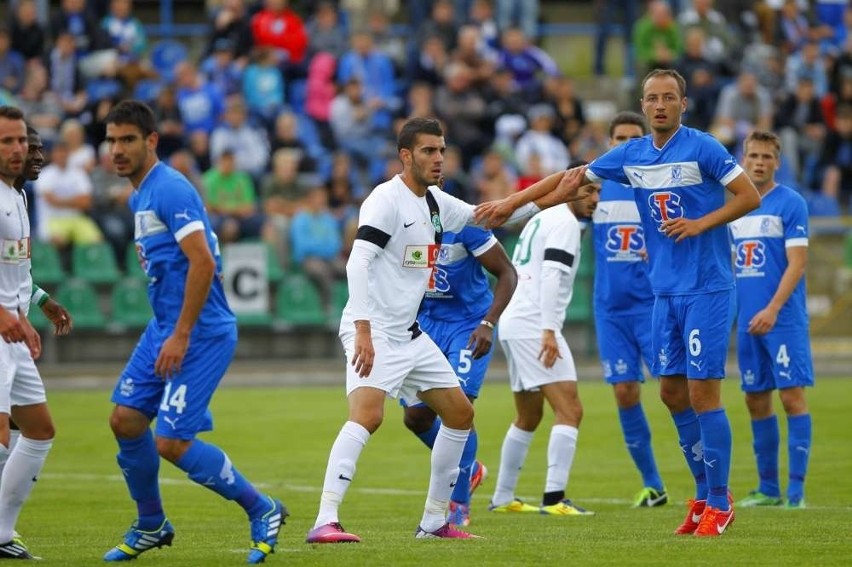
545 425 579 493
0 437 52 543
314 421 370 529
491 424 535 507
420 425 470 532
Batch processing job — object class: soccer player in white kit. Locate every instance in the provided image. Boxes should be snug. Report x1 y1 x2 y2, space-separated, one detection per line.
488 175 601 516
0 106 55 560
306 117 589 543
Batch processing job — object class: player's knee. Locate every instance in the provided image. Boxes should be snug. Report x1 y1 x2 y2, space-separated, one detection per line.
515 410 542 432
109 406 150 439
403 409 434 434
659 384 689 413
779 389 807 416
613 383 641 408
156 437 191 463
350 411 383 434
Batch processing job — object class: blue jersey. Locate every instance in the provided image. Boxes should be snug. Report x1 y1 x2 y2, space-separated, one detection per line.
587 126 744 296
591 179 655 315
729 184 809 331
419 226 497 323
130 162 235 337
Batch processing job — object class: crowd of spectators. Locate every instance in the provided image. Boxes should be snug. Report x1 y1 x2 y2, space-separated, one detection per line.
1 0 851 303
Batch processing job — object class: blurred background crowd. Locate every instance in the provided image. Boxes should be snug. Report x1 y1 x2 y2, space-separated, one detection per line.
1 0 850 318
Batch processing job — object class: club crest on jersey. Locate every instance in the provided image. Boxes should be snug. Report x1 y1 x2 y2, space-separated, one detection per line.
615 359 629 375
135 210 168 238
735 240 766 276
431 212 443 234
671 165 682 183
743 369 755 386
605 224 645 259
760 217 771 234
648 192 684 230
403 244 440 268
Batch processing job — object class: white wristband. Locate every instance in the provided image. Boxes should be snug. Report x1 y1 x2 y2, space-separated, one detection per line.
480 319 494 330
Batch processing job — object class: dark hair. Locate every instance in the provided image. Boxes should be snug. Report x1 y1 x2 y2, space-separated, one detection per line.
609 111 647 137
743 130 781 158
0 106 25 122
397 117 443 152
641 68 687 98
26 123 38 136
104 100 157 137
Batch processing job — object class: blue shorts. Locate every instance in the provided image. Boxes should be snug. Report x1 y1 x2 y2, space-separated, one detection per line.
408 317 494 405
737 328 814 393
651 289 733 379
595 310 655 384
111 321 237 440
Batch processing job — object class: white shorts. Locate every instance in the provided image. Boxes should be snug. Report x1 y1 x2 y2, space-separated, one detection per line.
0 341 47 413
501 336 577 392
342 332 460 406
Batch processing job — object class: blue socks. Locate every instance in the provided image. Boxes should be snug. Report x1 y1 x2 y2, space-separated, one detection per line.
751 415 781 497
698 408 732 511
176 439 266 518
415 417 441 449
672 408 707 500
116 430 164 530
618 404 664 491
451 429 478 504
787 413 812 503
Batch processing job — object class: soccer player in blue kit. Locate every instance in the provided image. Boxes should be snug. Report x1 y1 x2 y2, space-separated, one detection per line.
476 69 761 536
404 223 517 527
591 111 667 508
101 101 284 564
729 131 813 509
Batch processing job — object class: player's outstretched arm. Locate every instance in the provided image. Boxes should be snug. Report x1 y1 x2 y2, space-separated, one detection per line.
475 166 590 228
468 242 517 359
155 231 215 378
748 245 807 336
662 172 760 242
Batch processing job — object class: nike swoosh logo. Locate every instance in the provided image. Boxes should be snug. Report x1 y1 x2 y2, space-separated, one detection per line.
338 474 352 482
404 221 416 228
692 513 702 523
646 494 666 506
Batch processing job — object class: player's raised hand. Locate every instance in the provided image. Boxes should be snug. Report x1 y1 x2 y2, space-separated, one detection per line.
352 321 374 377
155 333 190 379
538 329 562 369
548 165 590 205
474 198 516 228
42 298 73 336
0 308 25 343
661 217 707 242
748 306 779 336
467 325 493 359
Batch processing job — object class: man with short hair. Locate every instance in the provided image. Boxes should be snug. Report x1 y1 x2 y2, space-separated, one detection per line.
101 100 284 564
730 130 813 509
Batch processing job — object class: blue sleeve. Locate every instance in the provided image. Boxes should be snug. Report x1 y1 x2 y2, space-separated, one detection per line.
698 134 740 184
588 145 629 185
461 226 494 253
155 174 208 241
783 193 809 243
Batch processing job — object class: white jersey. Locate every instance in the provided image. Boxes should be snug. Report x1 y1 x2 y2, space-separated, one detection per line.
340 175 477 342
500 204 581 340
0 182 32 315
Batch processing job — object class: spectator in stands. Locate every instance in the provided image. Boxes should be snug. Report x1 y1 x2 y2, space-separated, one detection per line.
210 95 270 180
306 0 349 60
514 103 570 176
330 76 387 178
16 61 63 144
434 62 490 169
452 25 497 89
60 118 96 173
10 0 46 62
548 76 586 148
819 103 852 205
306 51 339 150
84 95 115 149
633 0 683 77
168 149 204 192
290 185 346 313
343 0 401 32
202 148 265 243
741 41 785 95
269 110 317 171
785 40 829 99
409 34 451 87
46 31 88 117
365 9 408 74
175 60 225 137
406 81 437 118
473 148 517 203
823 70 852 131
0 27 25 96
676 27 722 130
34 140 104 249
712 69 774 152
326 149 365 204
151 85 184 158
677 0 738 75
417 0 458 53
250 0 309 68
101 0 147 64
775 75 826 183
830 34 852 95
775 0 820 55
205 0 253 62
496 0 540 41
260 148 313 268
241 46 285 128
337 29 400 131
467 0 500 58
51 0 110 56
440 144 472 202
593 0 640 78
484 66 528 123
90 140 133 265
497 26 561 101
517 151 545 191
201 38 243 97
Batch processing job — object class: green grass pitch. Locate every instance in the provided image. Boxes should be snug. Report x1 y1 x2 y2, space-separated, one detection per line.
21 378 852 566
